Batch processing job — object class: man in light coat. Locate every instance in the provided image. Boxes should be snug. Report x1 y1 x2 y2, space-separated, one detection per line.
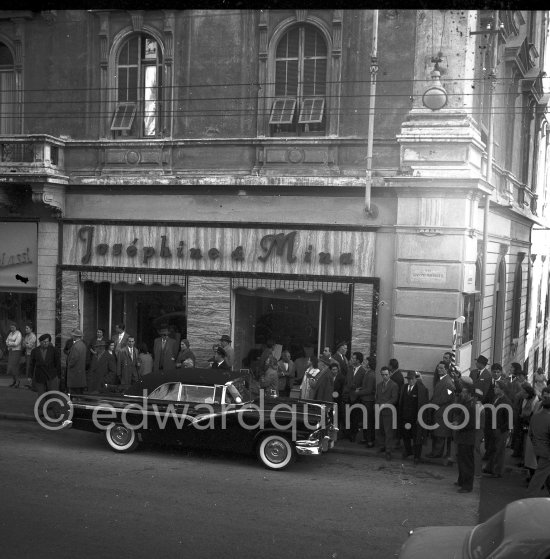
153 326 178 374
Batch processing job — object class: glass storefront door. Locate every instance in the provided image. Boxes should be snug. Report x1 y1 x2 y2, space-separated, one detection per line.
82 280 186 353
233 288 351 371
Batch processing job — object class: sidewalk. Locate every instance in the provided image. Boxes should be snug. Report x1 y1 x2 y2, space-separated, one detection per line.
0 375 38 421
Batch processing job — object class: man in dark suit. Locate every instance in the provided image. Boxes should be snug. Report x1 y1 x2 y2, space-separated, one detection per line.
375 366 399 460
211 346 230 369
153 326 179 374
332 341 349 382
113 323 130 356
347 351 367 442
427 361 456 459
87 340 118 393
117 335 141 389
471 354 496 460
357 356 377 447
399 370 429 464
29 333 61 395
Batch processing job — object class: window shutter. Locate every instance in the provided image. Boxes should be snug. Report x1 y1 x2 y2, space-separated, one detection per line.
298 97 325 123
111 103 137 130
269 98 297 124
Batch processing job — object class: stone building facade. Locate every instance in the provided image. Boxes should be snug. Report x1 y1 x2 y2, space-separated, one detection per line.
1 9 549 383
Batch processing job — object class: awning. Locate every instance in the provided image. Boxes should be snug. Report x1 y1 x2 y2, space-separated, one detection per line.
231 277 351 294
80 271 185 287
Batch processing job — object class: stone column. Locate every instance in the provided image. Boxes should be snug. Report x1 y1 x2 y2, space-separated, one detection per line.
36 221 59 339
60 270 80 366
186 276 231 367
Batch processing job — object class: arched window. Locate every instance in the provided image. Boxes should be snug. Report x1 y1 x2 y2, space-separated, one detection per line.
0 42 16 134
270 24 327 136
112 33 163 138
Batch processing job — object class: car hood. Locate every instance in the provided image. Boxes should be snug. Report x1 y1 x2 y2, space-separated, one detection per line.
398 526 472 559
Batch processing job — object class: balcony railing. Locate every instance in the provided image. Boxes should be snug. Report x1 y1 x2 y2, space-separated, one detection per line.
0 135 65 175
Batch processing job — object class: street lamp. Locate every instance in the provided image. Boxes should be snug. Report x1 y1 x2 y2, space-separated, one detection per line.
422 64 448 111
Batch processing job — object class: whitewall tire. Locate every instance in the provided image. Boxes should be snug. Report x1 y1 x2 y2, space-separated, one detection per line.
105 424 139 453
257 434 295 470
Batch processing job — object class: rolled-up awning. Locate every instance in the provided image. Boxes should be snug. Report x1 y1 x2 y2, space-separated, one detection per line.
231 277 351 294
80 271 185 287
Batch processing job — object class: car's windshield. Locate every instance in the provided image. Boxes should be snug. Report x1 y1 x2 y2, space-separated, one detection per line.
149 382 181 401
469 510 504 559
225 377 252 404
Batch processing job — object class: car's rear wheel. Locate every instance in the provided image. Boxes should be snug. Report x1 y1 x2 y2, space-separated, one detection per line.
257 434 295 470
105 423 139 453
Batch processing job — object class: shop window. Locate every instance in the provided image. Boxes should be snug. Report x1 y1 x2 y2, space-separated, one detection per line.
463 293 476 344
0 41 16 134
270 24 327 136
112 34 163 138
0 292 37 360
82 280 186 355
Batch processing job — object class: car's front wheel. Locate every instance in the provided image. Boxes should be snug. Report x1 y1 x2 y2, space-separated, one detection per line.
105 423 139 453
257 434 295 470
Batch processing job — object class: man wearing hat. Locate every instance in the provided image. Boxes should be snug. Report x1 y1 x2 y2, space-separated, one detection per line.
470 355 492 400
211 346 230 369
454 383 478 493
219 335 234 368
471 354 496 461
399 370 429 464
87 339 117 393
28 334 61 396
67 328 87 394
153 325 178 374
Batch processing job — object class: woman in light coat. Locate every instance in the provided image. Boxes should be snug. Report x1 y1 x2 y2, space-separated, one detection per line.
300 356 321 400
5 322 22 388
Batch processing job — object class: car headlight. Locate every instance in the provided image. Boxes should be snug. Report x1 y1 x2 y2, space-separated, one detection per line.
308 428 324 441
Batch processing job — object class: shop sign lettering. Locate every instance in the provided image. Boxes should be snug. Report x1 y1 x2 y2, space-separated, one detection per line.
0 248 33 268
77 226 354 267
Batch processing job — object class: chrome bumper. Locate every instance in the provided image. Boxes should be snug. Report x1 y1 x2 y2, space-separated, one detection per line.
295 426 338 456
62 420 73 428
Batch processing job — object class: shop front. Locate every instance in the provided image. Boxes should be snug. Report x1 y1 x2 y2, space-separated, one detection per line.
0 221 38 354
60 221 378 367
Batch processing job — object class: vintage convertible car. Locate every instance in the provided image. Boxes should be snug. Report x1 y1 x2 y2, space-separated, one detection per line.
62 368 337 470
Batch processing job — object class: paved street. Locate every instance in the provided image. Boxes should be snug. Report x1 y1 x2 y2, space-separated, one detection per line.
0 418 477 559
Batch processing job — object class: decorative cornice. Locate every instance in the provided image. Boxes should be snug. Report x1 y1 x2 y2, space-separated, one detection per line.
31 184 66 217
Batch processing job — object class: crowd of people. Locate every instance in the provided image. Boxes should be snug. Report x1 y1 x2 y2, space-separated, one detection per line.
3 322 550 496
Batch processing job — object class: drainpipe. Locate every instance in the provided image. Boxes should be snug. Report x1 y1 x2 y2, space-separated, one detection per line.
480 10 499 303
365 9 379 216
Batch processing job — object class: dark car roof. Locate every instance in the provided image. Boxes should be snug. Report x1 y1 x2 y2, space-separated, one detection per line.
127 368 245 395
500 498 550 538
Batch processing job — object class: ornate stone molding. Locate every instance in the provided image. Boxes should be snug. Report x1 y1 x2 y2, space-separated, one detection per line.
163 10 175 62
98 11 110 68
31 184 66 217
129 11 144 32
